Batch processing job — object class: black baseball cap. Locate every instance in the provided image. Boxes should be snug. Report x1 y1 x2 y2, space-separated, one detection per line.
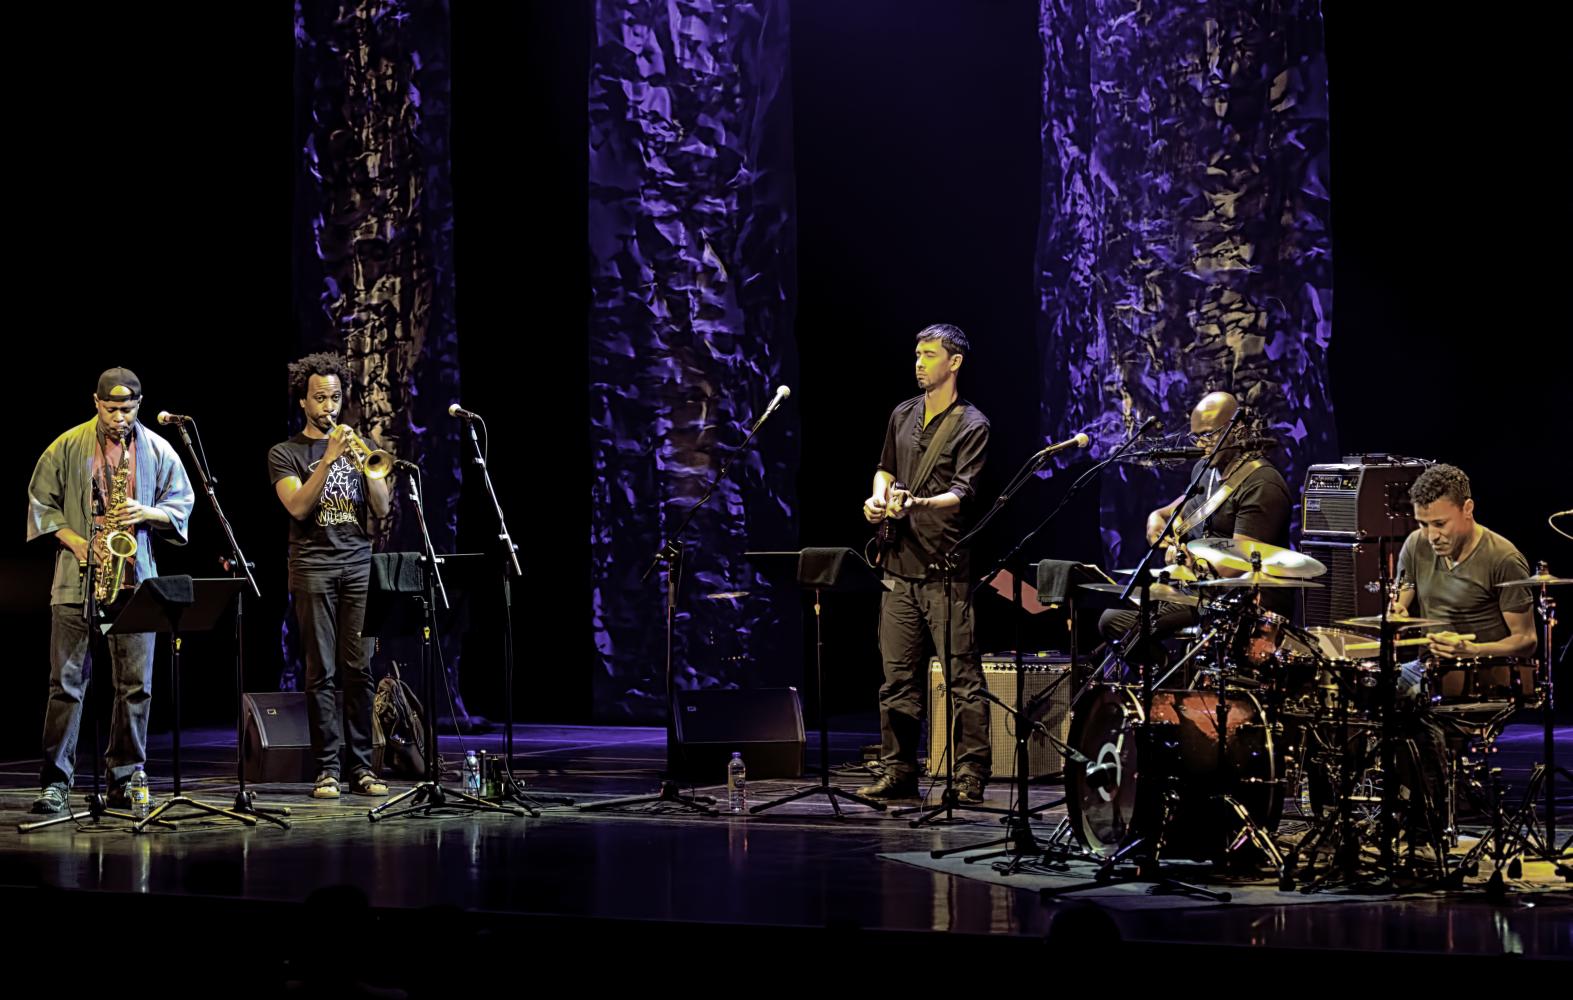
95 367 143 403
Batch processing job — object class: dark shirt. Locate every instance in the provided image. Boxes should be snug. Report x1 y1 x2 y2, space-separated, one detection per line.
1186 455 1293 615
876 395 989 580
268 433 371 574
1398 525 1531 644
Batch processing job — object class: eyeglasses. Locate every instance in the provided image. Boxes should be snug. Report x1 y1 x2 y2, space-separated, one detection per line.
1189 428 1224 445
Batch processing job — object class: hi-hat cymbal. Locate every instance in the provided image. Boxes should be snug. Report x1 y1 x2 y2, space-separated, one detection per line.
1079 582 1199 606
1337 614 1446 629
1184 537 1327 579
1496 572 1573 588
1193 574 1323 589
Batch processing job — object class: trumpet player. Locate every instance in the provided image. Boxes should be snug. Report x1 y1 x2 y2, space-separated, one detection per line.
269 352 391 799
25 367 194 814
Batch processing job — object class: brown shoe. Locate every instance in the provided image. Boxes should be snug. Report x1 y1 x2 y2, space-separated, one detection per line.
855 773 919 800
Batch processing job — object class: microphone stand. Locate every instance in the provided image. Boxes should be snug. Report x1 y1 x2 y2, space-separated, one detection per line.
930 424 1154 864
1042 409 1246 902
582 392 787 815
172 419 290 827
454 417 573 812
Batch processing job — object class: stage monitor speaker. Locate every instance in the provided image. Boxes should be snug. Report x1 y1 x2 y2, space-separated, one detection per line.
671 688 805 783
242 692 384 782
927 655 1071 779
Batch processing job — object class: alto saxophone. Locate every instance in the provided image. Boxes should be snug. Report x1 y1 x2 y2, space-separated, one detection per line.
94 448 137 603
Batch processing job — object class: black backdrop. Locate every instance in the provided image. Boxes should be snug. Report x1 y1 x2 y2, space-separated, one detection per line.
3 3 1564 761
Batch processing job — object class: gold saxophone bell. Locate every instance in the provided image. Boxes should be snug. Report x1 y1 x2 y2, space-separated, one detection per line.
326 417 396 480
102 529 137 598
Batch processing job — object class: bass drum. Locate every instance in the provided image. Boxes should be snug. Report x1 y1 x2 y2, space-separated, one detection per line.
1066 685 1282 861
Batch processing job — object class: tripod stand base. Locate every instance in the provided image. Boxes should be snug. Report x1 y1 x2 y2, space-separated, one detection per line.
368 781 527 821
894 787 1012 828
136 794 259 833
750 782 887 817
233 789 293 829
17 795 178 834
578 780 718 817
499 775 574 812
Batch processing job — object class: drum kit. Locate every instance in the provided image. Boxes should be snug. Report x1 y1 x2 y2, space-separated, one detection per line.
1042 536 1566 893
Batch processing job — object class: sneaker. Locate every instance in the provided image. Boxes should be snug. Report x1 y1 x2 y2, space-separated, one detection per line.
855 772 919 801
954 774 986 804
351 772 389 796
312 773 341 799
30 785 68 815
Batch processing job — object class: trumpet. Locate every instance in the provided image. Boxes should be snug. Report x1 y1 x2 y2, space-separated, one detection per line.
326 416 396 480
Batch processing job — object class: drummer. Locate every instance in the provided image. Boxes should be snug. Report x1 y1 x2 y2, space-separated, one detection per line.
1388 463 1536 854
1099 391 1293 669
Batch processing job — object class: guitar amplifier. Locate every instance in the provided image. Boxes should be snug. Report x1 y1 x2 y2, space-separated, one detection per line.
927 654 1071 780
1300 457 1430 538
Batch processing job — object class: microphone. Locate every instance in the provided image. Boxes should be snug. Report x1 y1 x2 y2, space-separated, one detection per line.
448 403 480 421
157 411 193 425
1131 415 1160 438
752 385 791 430
1128 447 1206 461
1032 432 1090 461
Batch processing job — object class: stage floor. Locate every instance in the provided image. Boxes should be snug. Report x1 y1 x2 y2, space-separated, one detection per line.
2 720 1569 979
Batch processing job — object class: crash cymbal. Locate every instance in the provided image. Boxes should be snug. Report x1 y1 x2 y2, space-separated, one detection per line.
1496 572 1573 588
1184 537 1327 579
1337 614 1446 629
701 591 750 600
1079 582 1200 606
1192 574 1323 589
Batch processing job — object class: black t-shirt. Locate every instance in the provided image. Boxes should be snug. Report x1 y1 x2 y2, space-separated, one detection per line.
876 396 989 581
1186 455 1294 614
268 433 371 572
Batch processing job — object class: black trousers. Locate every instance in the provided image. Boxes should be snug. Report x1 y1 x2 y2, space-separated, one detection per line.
878 577 989 780
292 561 374 777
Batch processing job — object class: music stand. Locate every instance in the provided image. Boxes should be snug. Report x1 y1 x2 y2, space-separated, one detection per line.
119 576 260 832
748 548 888 817
367 546 524 821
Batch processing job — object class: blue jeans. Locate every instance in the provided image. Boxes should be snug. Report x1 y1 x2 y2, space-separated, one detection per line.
41 603 155 790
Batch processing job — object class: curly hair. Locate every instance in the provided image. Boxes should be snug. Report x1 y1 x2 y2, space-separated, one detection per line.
916 323 970 358
1410 463 1471 508
287 352 351 400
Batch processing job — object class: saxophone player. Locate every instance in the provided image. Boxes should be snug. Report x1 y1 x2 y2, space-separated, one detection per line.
25 368 195 814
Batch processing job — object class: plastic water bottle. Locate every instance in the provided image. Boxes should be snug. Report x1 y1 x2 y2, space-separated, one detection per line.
128 766 151 820
463 751 481 796
727 752 747 814
476 750 493 798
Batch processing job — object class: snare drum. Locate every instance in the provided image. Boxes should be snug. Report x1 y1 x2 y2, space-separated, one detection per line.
1429 656 1541 708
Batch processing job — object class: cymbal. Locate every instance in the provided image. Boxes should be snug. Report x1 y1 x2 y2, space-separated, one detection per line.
1192 574 1323 589
1112 565 1200 581
1337 614 1446 629
1079 582 1199 606
701 591 750 600
1497 572 1573 588
1184 537 1327 579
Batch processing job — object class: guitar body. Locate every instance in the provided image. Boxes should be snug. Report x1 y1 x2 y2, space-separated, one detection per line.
871 480 908 568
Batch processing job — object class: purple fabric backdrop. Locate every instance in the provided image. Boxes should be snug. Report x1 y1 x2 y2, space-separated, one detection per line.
589 1 799 722
290 0 466 711
1037 0 1337 563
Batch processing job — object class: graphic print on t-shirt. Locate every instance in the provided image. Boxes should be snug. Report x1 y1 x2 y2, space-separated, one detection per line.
310 456 362 527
